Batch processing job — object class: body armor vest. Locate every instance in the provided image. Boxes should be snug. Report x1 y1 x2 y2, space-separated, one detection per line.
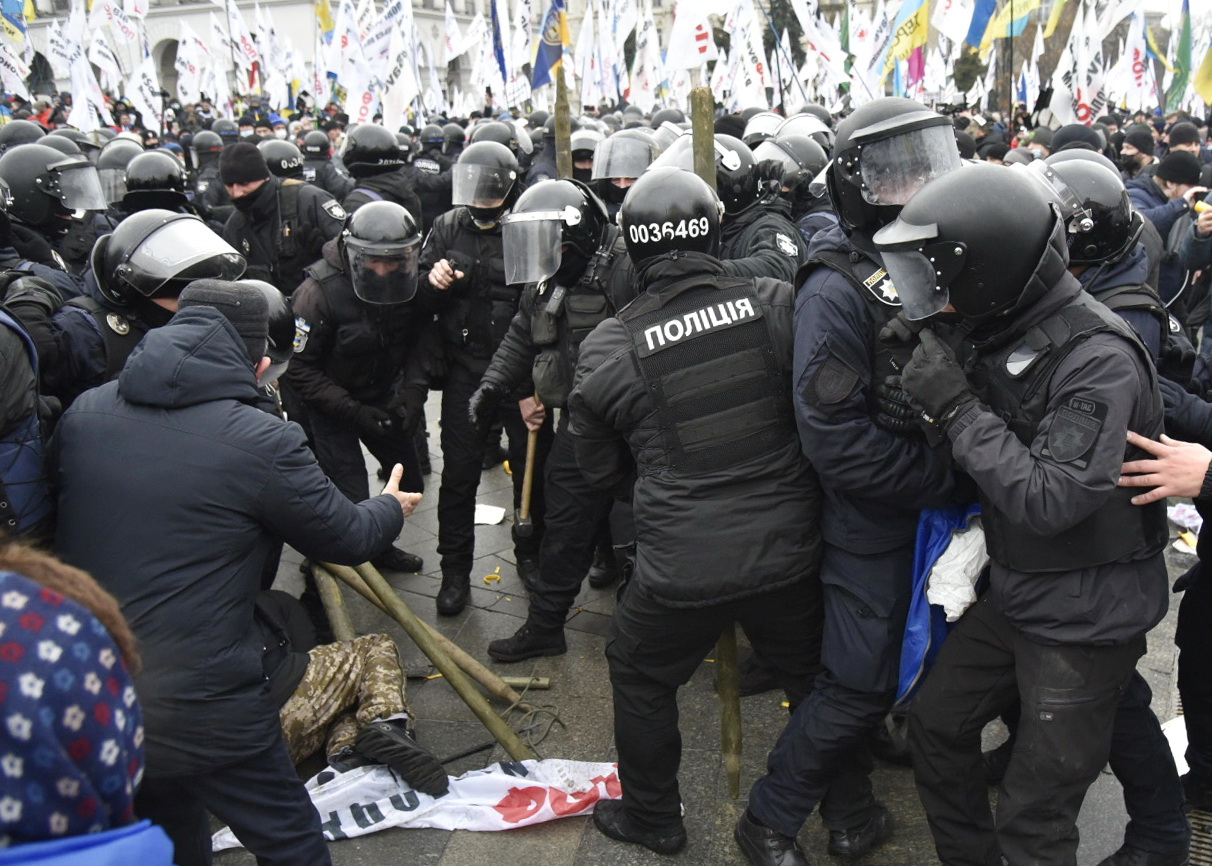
618 276 794 474
0 308 51 536
305 259 415 403
970 292 1167 572
63 295 145 381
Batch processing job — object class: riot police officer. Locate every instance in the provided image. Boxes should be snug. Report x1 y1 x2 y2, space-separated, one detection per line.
569 167 823 856
284 200 429 574
473 178 636 660
737 98 965 866
341 124 423 229
219 142 346 295
259 139 306 181
414 141 543 616
119 150 194 215
882 162 1170 866
190 129 234 224
590 128 660 219
302 129 355 200
752 133 834 246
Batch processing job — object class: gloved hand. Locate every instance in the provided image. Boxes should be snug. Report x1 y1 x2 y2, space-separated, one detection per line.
392 388 427 434
878 310 925 348
900 329 974 425
353 404 395 438
468 380 509 428
10 223 57 266
874 375 920 436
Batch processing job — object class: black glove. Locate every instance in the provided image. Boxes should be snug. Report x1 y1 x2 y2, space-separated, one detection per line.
10 224 57 267
874 375 920 435
353 404 395 438
900 329 974 425
445 250 475 280
392 387 427 434
878 311 925 348
468 380 509 428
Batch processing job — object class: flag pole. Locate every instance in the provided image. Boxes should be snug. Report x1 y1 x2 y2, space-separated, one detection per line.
754 0 811 108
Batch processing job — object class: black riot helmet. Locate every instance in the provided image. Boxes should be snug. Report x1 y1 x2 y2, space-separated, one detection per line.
40 135 82 157
1035 158 1142 266
618 167 723 265
0 120 46 154
452 141 519 228
92 210 246 306
442 122 466 156
303 129 331 158
211 118 240 145
829 97 961 243
394 132 411 158
0 144 108 229
469 121 521 154
96 138 145 205
122 150 188 212
873 162 1068 323
343 124 406 178
742 111 784 147
650 108 685 127
570 128 605 183
1045 147 1121 176
258 139 305 179
755 134 829 196
339 200 422 305
50 129 101 163
501 179 609 287
591 128 661 205
777 114 835 153
190 130 224 167
239 278 294 383
651 133 761 217
420 124 445 149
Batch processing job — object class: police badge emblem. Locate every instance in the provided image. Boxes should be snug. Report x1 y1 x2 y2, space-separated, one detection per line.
293 317 311 353
323 200 347 221
105 313 130 336
776 233 797 256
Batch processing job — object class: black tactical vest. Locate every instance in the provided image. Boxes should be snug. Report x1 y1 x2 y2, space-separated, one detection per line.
969 292 1168 572
617 276 794 474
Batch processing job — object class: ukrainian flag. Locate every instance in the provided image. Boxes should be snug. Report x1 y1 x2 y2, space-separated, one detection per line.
530 0 569 90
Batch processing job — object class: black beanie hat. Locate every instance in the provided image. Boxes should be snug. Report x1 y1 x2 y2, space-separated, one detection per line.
219 141 271 185
954 130 976 159
1155 151 1202 186
1052 123 1104 152
1169 122 1202 148
178 279 269 363
1123 128 1155 155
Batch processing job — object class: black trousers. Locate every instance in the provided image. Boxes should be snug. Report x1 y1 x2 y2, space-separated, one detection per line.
134 735 331 866
748 543 914 837
1178 571 1212 783
436 364 551 574
526 419 615 632
908 593 1144 866
606 578 823 833
310 409 424 504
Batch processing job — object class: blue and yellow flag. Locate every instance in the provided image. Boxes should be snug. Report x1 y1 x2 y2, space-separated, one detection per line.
979 0 1041 60
530 0 569 89
0 0 27 43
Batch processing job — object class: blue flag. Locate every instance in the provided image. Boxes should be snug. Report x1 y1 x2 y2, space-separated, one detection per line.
491 0 509 90
531 0 569 90
965 0 998 47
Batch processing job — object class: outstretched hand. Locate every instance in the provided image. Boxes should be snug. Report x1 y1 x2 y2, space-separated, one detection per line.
380 463 422 517
1118 430 1212 505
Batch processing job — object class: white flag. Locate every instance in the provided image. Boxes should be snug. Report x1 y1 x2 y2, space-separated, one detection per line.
381 20 420 131
227 0 259 70
575 0 600 105
930 0 974 47
629 0 662 113
46 21 72 79
174 24 205 104
665 0 717 69
89 31 122 92
1122 12 1150 112
513 0 533 71
0 40 29 100
68 51 108 130
127 55 165 131
445 1 465 61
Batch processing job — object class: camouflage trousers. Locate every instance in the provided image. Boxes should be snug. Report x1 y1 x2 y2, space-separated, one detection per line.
279 633 410 765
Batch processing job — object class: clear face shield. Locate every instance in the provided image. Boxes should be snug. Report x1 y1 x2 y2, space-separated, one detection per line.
591 136 657 181
856 124 963 206
451 162 517 209
118 220 246 297
873 217 969 321
1012 160 1094 235
752 139 804 189
99 168 128 205
343 235 421 305
502 208 579 285
53 161 108 212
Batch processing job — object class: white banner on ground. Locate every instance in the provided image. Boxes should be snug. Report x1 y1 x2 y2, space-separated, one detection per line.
212 759 620 851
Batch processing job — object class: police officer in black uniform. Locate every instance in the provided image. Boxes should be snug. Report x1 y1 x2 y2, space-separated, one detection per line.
284 200 429 574
302 130 355 200
219 142 346 296
590 128 660 219
752 133 835 247
873 162 1171 866
259 140 306 181
471 178 636 659
414 141 543 616
568 166 823 856
190 129 235 225
341 124 423 229
738 98 965 866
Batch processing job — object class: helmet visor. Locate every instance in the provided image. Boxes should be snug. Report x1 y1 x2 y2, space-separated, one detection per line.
120 220 246 297
858 125 962 206
55 162 108 212
501 211 564 285
880 250 950 321
752 140 803 187
452 163 517 208
1015 160 1090 231
343 235 420 305
591 136 657 181
99 167 127 205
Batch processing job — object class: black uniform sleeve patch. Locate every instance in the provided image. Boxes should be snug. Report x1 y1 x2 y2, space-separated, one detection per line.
809 353 861 406
1043 397 1107 466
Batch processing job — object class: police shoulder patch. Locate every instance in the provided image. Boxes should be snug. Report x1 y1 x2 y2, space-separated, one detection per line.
293 316 311 354
105 312 130 336
322 199 346 221
809 353 861 406
1043 396 1106 467
776 233 798 256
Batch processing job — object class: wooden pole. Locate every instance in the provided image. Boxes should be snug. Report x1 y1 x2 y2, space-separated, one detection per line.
311 563 357 643
555 65 573 180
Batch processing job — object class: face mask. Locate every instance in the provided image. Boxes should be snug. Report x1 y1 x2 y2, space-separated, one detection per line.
240 130 255 139
573 167 593 184
1029 147 1044 159
231 181 273 213
554 246 591 286
1119 154 1139 172
275 129 287 139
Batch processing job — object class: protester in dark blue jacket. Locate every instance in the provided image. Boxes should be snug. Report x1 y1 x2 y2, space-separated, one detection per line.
1126 151 1208 305
50 281 418 866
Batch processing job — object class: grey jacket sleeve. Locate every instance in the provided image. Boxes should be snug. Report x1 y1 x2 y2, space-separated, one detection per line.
946 335 1148 535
